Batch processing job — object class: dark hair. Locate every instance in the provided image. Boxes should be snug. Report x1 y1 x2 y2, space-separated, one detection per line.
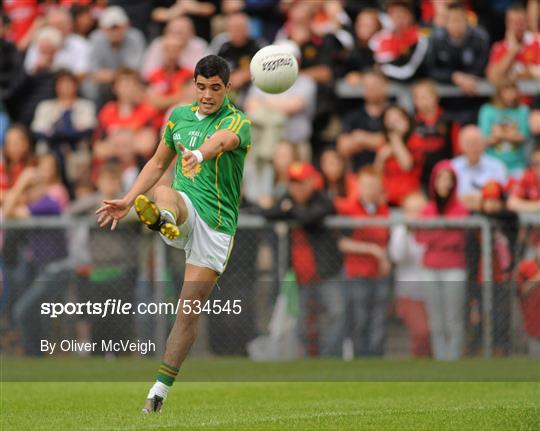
492 78 519 108
55 69 78 85
113 67 142 86
194 55 230 85
1 12 10 26
320 147 348 197
4 123 34 159
507 1 526 13
382 104 413 142
447 2 466 11
386 0 412 11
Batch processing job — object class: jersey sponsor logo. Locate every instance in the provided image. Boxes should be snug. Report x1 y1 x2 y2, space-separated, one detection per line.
173 133 181 142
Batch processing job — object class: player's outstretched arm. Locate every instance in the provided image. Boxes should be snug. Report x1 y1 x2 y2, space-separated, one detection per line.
96 139 176 230
181 130 239 171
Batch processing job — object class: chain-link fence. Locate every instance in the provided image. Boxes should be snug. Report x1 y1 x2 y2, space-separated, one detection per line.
1 213 539 360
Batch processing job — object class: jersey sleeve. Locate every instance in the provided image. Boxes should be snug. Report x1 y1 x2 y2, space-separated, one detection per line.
216 112 252 151
163 110 177 150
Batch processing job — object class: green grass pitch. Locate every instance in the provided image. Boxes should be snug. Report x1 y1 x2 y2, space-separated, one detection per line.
1 358 539 430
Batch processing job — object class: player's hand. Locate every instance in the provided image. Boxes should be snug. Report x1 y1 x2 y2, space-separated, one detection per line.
180 145 202 179
182 150 199 172
95 198 131 230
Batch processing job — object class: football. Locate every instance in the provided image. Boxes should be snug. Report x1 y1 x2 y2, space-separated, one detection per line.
250 44 299 94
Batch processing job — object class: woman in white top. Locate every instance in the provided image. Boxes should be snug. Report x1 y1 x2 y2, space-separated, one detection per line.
389 191 431 357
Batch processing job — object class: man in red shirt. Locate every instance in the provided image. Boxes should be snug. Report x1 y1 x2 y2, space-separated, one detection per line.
486 3 540 85
369 0 428 81
95 68 158 161
146 35 193 116
508 144 540 213
338 166 391 356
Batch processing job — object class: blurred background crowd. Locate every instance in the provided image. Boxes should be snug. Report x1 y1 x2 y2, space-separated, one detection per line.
1 0 539 360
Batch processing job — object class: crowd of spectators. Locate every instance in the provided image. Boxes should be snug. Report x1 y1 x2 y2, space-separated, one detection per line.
1 0 539 359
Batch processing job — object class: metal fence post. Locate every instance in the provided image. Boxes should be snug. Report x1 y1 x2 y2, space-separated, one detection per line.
153 234 168 356
480 218 494 358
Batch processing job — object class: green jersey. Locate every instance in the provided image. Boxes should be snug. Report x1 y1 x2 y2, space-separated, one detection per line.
163 97 251 235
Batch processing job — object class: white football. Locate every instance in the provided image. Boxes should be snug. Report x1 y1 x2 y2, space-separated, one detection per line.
250 45 299 94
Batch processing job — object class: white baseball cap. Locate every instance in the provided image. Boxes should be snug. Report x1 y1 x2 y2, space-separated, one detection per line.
99 6 129 29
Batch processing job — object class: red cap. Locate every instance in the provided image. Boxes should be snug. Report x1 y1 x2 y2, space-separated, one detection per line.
481 181 505 200
288 162 318 181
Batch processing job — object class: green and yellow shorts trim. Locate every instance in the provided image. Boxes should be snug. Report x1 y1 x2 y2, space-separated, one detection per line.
159 191 234 275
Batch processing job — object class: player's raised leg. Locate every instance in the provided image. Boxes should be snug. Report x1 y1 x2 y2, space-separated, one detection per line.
143 264 218 413
134 185 188 240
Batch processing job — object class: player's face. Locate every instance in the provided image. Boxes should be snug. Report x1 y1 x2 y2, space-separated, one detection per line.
195 75 230 115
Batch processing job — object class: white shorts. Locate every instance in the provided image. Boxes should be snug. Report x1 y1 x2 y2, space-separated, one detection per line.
159 192 234 274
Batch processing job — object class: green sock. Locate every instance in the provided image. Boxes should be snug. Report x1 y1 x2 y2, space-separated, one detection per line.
156 362 179 386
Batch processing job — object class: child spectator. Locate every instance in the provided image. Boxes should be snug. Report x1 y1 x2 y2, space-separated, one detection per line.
369 0 428 81
389 191 431 358
508 143 540 213
94 68 158 162
426 2 490 95
338 167 391 357
374 105 421 207
337 71 388 171
516 236 540 357
486 2 540 85
479 78 530 178
416 160 469 360
467 181 519 356
0 125 35 198
409 80 453 193
320 147 357 214
342 8 381 86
